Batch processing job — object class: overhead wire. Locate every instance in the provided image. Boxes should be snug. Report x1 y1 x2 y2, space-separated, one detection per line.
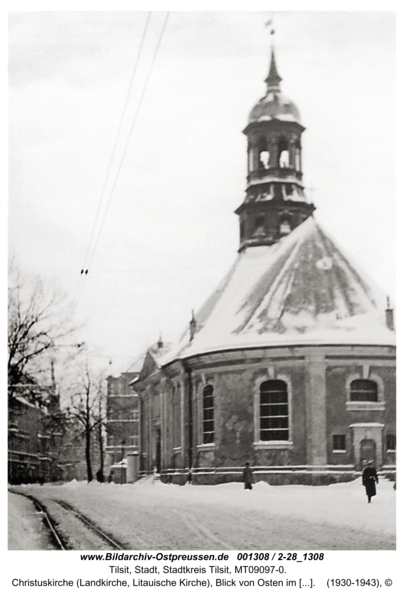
82 12 152 271
70 12 170 373
85 12 170 274
72 12 151 311
72 11 168 311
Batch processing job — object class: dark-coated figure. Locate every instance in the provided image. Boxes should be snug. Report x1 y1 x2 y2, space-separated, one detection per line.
362 460 378 503
242 462 253 490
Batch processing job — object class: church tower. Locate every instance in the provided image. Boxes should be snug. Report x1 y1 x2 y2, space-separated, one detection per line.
236 40 315 250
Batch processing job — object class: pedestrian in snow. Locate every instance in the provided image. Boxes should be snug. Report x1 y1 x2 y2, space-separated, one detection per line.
362 460 378 503
242 462 253 490
187 466 193 485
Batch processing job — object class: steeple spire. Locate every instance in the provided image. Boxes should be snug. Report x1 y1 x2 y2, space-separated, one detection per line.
265 48 282 91
265 22 282 91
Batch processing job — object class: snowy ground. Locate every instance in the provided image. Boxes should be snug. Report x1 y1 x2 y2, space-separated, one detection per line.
8 492 54 550
9 477 395 551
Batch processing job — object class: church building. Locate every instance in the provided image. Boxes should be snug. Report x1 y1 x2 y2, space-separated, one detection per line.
133 41 396 485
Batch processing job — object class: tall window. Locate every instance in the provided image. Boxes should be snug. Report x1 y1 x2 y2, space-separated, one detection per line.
259 380 289 441
202 385 214 444
386 434 396 451
255 215 265 232
350 379 378 403
173 386 181 448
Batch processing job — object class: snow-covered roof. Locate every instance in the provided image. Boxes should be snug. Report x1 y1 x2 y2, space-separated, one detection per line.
153 217 394 368
248 91 301 125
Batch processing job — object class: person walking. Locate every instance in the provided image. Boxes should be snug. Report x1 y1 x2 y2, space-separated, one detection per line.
242 462 254 490
362 460 378 503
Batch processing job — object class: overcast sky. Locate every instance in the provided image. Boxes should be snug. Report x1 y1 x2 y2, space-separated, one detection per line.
8 10 396 375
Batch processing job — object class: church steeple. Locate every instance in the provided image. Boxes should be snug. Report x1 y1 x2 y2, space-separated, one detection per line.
235 35 315 251
265 48 282 91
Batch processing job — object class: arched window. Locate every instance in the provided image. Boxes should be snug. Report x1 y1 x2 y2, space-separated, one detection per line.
202 385 214 444
350 379 378 403
279 212 292 235
258 137 270 170
278 139 289 168
279 220 291 235
259 380 289 441
255 215 265 228
260 151 270 169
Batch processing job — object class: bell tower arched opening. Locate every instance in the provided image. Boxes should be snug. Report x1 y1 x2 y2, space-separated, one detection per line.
236 40 315 250
258 136 270 170
278 138 289 168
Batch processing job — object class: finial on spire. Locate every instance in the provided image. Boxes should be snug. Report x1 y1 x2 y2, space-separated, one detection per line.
265 18 275 38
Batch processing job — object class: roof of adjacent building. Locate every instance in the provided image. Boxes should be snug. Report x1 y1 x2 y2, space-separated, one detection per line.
149 217 394 369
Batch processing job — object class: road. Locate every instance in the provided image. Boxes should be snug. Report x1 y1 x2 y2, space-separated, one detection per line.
8 480 395 551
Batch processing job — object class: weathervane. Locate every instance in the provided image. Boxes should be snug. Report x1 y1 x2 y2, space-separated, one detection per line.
265 16 275 42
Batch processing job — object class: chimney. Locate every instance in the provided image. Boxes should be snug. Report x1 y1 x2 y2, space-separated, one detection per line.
157 335 163 349
190 310 197 341
385 297 394 331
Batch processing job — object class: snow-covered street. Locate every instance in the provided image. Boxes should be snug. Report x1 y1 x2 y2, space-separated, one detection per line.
9 477 395 551
8 492 55 550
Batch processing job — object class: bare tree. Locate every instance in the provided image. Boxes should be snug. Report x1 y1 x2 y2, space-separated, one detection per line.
8 258 79 396
96 379 106 480
67 363 107 483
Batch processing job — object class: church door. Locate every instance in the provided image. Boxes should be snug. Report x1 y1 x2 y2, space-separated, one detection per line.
360 439 376 466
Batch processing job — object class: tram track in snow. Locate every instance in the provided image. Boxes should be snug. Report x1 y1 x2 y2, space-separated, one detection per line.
9 490 125 551
9 490 67 550
51 499 125 550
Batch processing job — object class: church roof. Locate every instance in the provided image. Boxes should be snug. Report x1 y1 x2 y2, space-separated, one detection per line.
153 217 394 368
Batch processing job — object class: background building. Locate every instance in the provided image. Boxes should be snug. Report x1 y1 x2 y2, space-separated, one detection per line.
105 371 140 479
8 377 63 484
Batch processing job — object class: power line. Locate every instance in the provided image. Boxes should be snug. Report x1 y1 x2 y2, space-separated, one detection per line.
81 12 151 271
72 12 152 310
86 12 170 273
72 12 170 313
66 263 231 275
